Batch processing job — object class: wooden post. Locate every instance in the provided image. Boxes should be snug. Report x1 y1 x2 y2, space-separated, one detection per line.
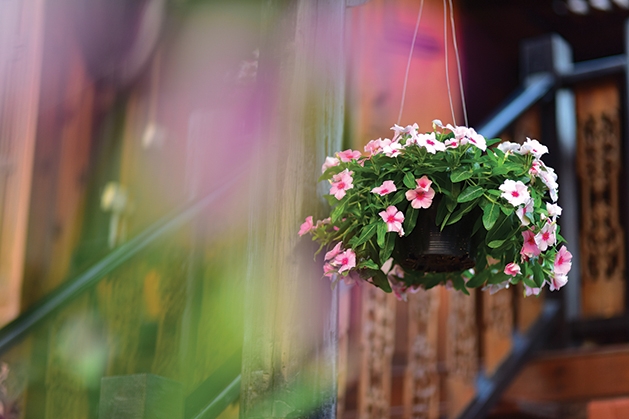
240 0 345 418
0 0 46 326
521 34 582 324
99 374 183 419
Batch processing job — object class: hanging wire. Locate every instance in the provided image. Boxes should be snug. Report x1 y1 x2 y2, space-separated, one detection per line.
396 0 425 125
449 0 468 127
397 0 468 127
443 0 456 125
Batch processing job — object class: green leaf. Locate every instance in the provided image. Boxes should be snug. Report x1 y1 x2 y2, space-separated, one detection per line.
379 232 395 262
405 206 419 236
435 196 449 227
376 221 387 248
403 172 416 189
466 269 490 288
450 166 474 183
482 202 501 231
486 138 502 147
532 262 545 287
450 275 469 295
446 198 477 226
488 239 505 248
371 270 392 293
330 200 347 223
485 213 510 243
457 185 485 203
358 259 380 270
500 205 514 216
488 271 510 285
349 222 378 247
445 194 457 212
390 190 406 206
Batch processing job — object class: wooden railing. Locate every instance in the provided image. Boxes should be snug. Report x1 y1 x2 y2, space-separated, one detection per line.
0 179 245 418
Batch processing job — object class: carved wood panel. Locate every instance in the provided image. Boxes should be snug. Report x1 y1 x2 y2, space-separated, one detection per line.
403 288 439 419
575 80 625 318
358 285 396 419
482 288 513 375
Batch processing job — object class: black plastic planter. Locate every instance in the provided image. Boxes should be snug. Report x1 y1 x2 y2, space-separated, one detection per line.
394 198 477 273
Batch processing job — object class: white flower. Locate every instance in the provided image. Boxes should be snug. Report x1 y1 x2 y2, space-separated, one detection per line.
546 203 562 220
499 179 531 207
416 132 446 154
520 137 548 158
497 141 521 154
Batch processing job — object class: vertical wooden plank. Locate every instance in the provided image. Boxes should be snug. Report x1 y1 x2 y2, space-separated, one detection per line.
481 289 513 375
403 288 439 419
0 0 45 326
575 79 625 318
241 0 345 418
445 289 478 419
337 285 352 419
358 287 396 419
99 374 183 419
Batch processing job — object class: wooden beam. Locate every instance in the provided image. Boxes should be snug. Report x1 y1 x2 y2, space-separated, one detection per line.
504 345 629 403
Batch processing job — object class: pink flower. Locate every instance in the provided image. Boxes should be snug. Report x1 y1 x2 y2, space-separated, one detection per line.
337 149 362 162
405 176 435 209
525 284 542 296
298 216 314 236
379 205 405 236
529 160 541 177
334 249 357 273
387 265 411 302
391 123 419 141
521 230 541 258
549 273 568 291
416 132 446 154
445 138 460 148
323 262 336 278
534 222 557 251
380 139 403 157
371 180 397 196
364 138 383 155
321 156 340 173
343 270 362 286
415 175 432 190
406 186 435 209
504 262 521 276
499 179 531 207
446 124 487 151
329 169 354 200
520 137 548 158
324 242 343 261
554 246 572 275
516 199 534 226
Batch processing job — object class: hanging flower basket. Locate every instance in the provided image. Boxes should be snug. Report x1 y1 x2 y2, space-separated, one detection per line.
299 121 572 300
